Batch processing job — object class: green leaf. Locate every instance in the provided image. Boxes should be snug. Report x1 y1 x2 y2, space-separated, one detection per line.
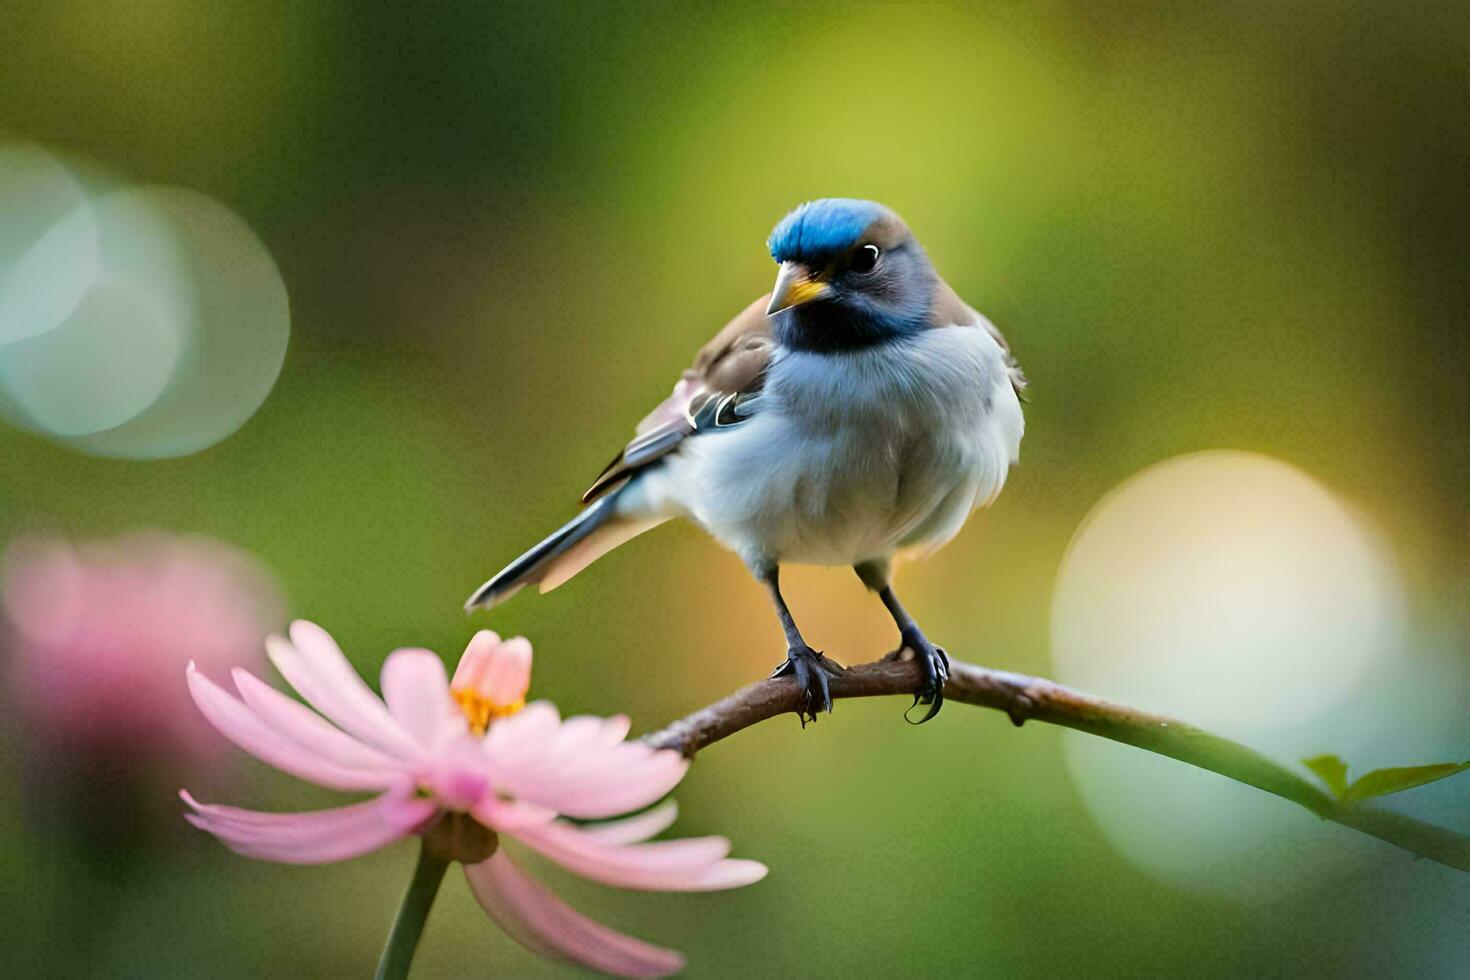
1343 761 1470 804
1303 754 1350 799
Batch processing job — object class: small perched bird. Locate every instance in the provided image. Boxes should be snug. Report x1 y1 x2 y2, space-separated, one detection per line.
467 199 1025 723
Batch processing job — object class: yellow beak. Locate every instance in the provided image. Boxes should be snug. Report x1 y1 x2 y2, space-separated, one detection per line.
766 262 831 315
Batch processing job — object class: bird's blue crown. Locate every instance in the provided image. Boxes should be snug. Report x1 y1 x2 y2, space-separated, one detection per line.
767 199 886 264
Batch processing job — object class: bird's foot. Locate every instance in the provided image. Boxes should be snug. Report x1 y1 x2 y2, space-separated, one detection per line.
885 625 949 724
770 646 844 726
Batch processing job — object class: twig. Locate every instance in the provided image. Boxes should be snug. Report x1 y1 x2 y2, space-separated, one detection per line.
642 654 1470 873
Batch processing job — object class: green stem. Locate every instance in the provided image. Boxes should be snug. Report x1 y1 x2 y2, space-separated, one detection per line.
375 844 449 980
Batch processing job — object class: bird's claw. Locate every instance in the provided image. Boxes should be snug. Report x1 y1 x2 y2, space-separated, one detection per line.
893 626 949 724
771 645 843 726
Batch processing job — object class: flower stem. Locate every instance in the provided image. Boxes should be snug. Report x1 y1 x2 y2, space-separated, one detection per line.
375 844 449 980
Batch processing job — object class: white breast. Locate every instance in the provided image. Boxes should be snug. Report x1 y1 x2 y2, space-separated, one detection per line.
638 325 1024 568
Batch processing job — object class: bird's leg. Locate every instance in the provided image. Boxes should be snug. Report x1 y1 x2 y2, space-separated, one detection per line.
758 565 843 725
854 562 949 723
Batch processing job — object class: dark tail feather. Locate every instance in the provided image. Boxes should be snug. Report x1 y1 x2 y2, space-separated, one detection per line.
464 495 618 611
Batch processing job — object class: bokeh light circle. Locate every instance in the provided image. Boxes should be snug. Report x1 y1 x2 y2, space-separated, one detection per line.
0 280 182 436
0 182 192 438
0 141 289 459
65 187 290 459
1050 451 1409 896
0 142 101 346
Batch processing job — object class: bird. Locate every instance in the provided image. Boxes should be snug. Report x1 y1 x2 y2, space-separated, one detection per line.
466 198 1026 724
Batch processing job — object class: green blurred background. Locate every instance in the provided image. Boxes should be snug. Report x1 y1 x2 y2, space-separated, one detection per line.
1 1 1466 976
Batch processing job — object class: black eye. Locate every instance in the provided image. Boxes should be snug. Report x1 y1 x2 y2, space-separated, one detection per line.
851 244 880 273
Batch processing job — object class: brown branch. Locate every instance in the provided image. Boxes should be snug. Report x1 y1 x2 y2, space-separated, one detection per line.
642 654 1470 873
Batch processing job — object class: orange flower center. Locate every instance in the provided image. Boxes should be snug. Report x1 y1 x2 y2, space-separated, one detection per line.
453 688 524 734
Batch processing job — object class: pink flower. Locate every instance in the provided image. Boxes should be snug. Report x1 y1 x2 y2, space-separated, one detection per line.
451 629 531 729
2 533 282 771
183 622 766 977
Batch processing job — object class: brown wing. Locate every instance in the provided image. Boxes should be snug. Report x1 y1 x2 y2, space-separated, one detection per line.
929 278 1028 397
581 295 774 504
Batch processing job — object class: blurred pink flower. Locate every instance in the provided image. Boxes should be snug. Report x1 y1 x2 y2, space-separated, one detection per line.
2 533 283 770
184 622 766 977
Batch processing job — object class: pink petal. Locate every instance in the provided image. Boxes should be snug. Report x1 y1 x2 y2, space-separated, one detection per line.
421 734 493 811
483 708 689 819
512 821 768 892
484 701 562 758
464 851 684 978
266 625 421 760
286 625 422 756
580 802 679 846
379 648 459 748
547 715 615 761
181 789 434 864
232 669 401 773
594 714 633 746
451 630 501 689
547 747 689 819
499 716 608 792
187 664 399 792
470 796 559 834
481 636 532 705
452 632 532 706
